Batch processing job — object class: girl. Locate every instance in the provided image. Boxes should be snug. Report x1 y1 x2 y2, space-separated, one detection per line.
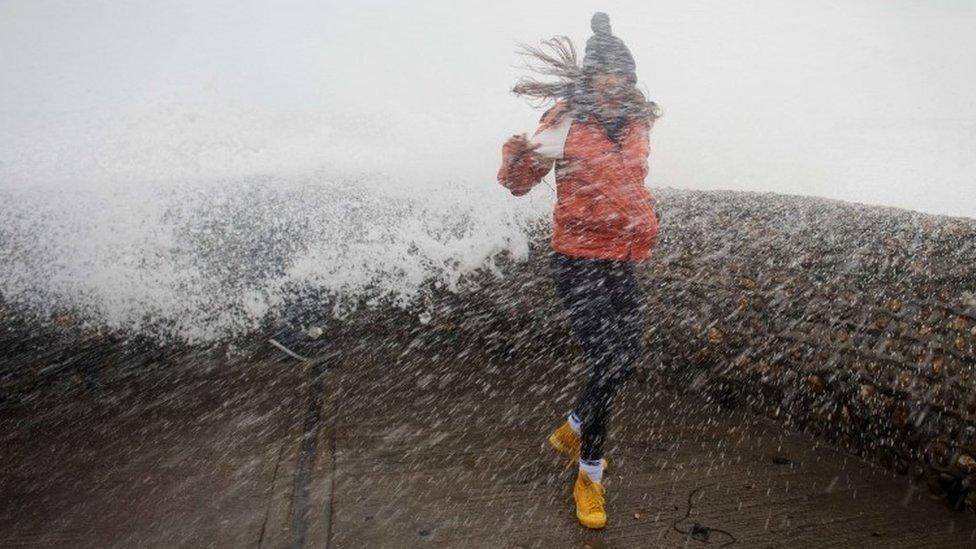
497 12 661 529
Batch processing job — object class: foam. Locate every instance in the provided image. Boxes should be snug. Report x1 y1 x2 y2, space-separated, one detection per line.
0 103 552 344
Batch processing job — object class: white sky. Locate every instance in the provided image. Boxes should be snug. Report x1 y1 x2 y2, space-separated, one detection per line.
2 0 975 217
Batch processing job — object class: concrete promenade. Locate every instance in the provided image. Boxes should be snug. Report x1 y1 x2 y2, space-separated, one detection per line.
2 341 976 548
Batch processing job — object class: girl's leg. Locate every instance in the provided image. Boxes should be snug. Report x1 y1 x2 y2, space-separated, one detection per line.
607 262 646 374
549 252 624 461
572 262 645 461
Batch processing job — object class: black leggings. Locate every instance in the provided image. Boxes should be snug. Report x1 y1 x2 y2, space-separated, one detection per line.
549 251 645 461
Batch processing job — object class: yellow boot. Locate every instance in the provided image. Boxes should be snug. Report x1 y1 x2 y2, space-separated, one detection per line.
547 420 581 461
548 421 610 470
574 468 607 529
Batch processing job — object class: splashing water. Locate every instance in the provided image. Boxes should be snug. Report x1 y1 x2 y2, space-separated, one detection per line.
0 103 551 344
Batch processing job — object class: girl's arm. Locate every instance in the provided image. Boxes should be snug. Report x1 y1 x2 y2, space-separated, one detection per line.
497 137 552 196
497 104 567 196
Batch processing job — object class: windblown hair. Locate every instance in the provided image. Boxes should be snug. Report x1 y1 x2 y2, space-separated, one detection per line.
511 36 662 124
512 36 582 107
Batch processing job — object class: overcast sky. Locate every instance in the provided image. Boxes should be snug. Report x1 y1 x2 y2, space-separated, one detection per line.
2 0 974 217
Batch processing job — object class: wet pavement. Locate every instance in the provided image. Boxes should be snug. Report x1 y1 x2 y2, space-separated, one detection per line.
3 341 976 548
0 358 307 547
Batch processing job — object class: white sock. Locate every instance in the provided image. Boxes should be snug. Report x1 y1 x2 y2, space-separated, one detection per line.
568 412 582 435
579 458 603 483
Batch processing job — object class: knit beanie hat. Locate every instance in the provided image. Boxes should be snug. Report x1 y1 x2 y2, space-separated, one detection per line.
581 13 637 84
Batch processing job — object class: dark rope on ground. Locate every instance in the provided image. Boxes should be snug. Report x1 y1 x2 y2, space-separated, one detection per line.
670 483 737 547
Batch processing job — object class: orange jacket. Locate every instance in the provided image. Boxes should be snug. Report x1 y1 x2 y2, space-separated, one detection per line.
497 102 659 262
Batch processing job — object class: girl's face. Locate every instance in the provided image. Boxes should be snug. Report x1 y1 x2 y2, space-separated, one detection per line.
590 73 631 117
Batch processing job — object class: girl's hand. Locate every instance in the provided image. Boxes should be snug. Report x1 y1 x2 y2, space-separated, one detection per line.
503 133 541 158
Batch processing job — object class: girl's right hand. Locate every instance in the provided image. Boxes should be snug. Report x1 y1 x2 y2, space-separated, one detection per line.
503 133 541 158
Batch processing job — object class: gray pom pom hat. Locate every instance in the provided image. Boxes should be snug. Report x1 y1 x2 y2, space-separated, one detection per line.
581 12 637 84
